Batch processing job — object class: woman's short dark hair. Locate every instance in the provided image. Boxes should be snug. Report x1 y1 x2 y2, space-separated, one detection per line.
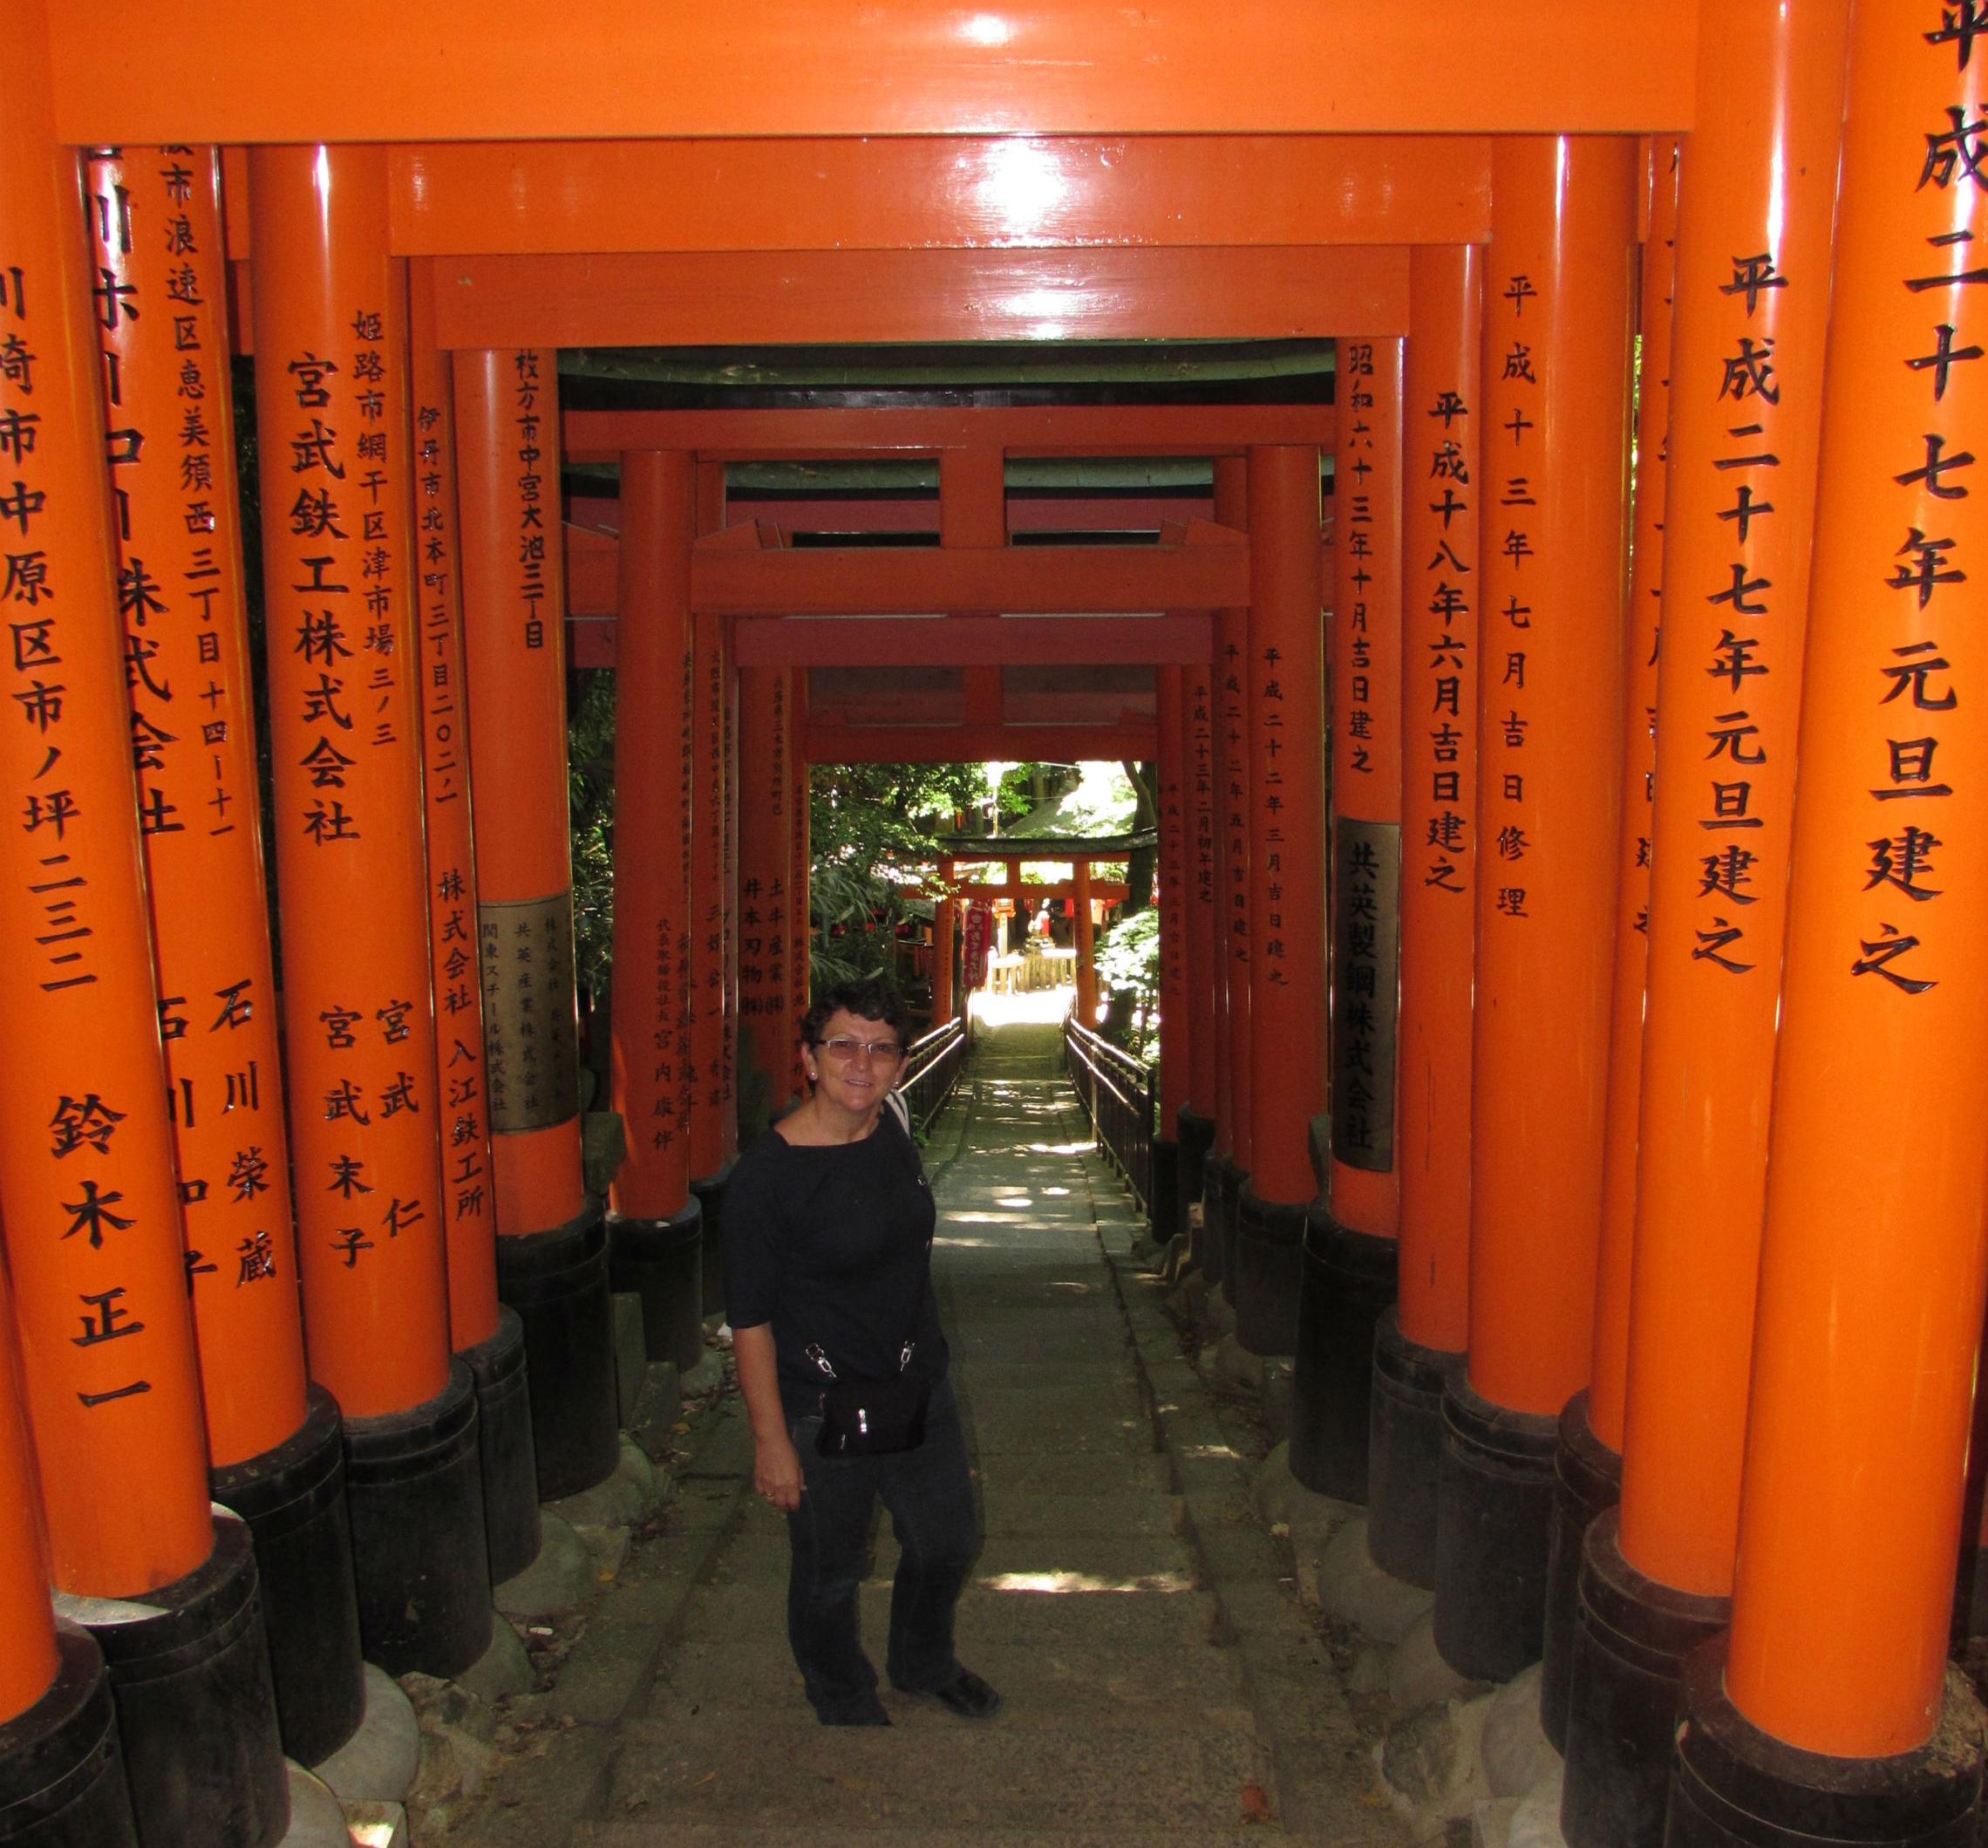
801 977 910 1053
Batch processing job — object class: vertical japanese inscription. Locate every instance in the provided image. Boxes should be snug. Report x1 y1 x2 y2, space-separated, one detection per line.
250 145 449 1414
413 373 492 1248
1487 265 1544 927
1331 818 1401 1169
1834 14 1987 999
480 891 580 1133
86 146 306 1461
736 669 789 1046
1417 382 1477 902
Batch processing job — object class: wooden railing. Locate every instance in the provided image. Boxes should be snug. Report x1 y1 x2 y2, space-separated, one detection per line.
1062 1010 1154 1218
901 1015 968 1135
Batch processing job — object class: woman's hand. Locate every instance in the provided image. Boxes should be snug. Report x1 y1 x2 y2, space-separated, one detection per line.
755 1432 805 1511
734 1324 805 1510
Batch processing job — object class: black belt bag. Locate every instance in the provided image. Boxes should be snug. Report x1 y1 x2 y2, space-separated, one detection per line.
815 1370 931 1457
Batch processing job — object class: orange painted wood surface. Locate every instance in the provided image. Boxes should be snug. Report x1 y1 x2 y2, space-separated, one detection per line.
1725 3 1988 1757
1618 0 1848 1599
0 1266 56 1723
386 136 1491 254
607 453 696 1222
249 146 453 1421
1585 136 1678 1455
429 246 1409 349
1396 249 1483 1354
1327 341 1403 1237
732 616 1211 669
90 145 311 1469
1246 446 1327 1208
48 4 1695 144
0 25 215 1595
1466 136 1637 1420
562 404 1335 462
456 348 588 1238
407 273 500 1352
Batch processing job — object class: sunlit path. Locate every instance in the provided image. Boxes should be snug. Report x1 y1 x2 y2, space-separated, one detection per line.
575 1014 1277 1845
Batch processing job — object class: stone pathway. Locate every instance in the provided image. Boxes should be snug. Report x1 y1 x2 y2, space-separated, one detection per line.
437 1016 1408 1848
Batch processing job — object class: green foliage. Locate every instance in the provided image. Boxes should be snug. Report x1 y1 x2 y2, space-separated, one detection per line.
568 670 616 999
809 761 991 863
1093 904 1162 1063
807 761 1024 1000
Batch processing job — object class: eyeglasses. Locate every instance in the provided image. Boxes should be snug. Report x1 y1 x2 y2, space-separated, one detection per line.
818 1037 903 1063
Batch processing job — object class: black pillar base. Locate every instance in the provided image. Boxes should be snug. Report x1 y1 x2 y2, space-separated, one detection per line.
1176 1108 1215 1256
1290 1212 1399 1501
460 1306 542 1588
1208 1162 1240 1305
343 1359 494 1679
1150 1137 1181 1246
1433 1371 1559 1681
1233 1183 1305 1358
1562 1509 1727 1848
1666 1633 1983 1848
609 1198 705 1374
1367 1308 1461 1589
1200 1154 1232 1291
209 1383 365 1767
692 1162 734 1325
1955 1545 1988 1640
0 1625 138 1846
58 1512 287 1848
497 1195 620 1500
1542 1388 1624 1752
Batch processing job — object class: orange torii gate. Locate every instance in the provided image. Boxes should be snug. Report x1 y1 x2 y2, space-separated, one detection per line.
1 12 1985 1848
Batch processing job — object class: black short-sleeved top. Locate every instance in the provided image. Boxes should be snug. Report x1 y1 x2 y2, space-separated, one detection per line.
724 1105 946 1422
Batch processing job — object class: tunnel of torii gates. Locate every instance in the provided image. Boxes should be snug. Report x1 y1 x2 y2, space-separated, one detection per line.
3 5 1988 1848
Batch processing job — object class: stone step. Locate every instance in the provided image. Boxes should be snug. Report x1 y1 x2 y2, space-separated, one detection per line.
580 1824 1282 1847
596 1707 1271 1838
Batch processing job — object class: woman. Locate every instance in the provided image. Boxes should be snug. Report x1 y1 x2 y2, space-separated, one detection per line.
725 976 1000 1728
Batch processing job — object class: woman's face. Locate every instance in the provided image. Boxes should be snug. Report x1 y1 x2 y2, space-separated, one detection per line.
807 1009 909 1115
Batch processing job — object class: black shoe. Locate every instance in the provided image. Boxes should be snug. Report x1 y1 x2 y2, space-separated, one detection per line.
818 1695 891 1727
927 1670 1002 1721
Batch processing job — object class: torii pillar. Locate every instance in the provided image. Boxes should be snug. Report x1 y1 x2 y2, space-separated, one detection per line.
1561 10 1848 1831
0 65 283 1842
738 664 796 1137
92 140 366 1772
1369 250 1482 1589
1178 643 1220 1247
1152 665 1188 1245
1072 857 1098 1020
933 857 957 1027
1671 15 1988 1847
1539 132 1680 1757
790 672 812 1091
455 348 619 1503
1436 135 1637 1683
250 145 491 1681
606 452 705 1375
0 1263 138 1839
406 274 540 1591
1208 456 1255 1302
1294 342 1403 1495
1233 444 1326 1360
690 466 735 1325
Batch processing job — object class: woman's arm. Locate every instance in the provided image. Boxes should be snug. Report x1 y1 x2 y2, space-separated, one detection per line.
733 1322 805 1511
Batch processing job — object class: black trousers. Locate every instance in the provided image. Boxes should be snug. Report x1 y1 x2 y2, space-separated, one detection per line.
784 1374 978 1722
